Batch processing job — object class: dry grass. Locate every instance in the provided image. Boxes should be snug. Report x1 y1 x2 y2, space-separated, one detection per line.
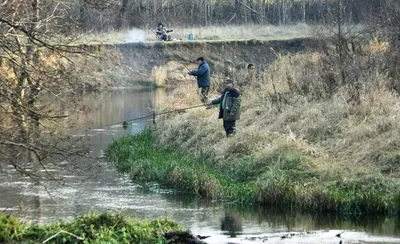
170 23 311 41
106 34 400 213
154 49 400 180
73 24 311 44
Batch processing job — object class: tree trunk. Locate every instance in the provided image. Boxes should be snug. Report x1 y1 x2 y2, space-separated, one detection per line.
277 0 282 25
117 0 129 29
235 0 240 24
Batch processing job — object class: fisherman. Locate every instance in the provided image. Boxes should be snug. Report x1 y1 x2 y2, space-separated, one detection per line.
188 56 211 103
207 79 241 137
155 22 172 41
247 63 255 86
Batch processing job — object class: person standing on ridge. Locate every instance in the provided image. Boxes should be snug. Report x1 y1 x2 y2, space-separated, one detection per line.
188 57 211 103
208 79 241 137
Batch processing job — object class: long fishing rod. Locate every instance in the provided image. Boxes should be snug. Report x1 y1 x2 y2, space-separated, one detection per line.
101 103 207 128
181 62 191 73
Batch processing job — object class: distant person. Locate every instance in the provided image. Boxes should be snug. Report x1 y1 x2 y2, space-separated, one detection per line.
155 22 172 41
207 79 241 137
247 63 255 86
188 56 211 103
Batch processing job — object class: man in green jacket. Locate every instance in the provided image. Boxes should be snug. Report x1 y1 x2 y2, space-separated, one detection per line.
208 79 241 137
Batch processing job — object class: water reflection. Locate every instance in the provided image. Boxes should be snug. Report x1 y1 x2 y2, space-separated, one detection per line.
221 205 400 237
221 213 243 237
0 88 167 222
0 88 400 244
76 88 166 129
74 88 167 155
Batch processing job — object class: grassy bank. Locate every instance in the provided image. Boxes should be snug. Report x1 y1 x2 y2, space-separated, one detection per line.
106 130 255 205
0 212 184 243
107 129 399 215
106 37 400 215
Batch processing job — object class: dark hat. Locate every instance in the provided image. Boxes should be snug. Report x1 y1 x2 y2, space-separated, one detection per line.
196 56 204 62
225 79 234 84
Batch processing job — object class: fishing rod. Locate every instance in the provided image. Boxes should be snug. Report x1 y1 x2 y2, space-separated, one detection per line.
101 103 207 128
181 62 191 73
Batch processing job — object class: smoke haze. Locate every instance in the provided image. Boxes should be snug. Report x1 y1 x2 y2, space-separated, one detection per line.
125 28 147 42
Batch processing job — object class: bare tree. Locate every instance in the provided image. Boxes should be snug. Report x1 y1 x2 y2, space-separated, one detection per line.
309 0 368 100
14 0 393 31
377 0 400 92
0 0 95 182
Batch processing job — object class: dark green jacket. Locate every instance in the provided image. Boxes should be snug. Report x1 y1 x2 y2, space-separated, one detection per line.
211 88 241 121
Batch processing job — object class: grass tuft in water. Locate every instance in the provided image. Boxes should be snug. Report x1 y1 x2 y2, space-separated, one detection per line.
0 212 183 243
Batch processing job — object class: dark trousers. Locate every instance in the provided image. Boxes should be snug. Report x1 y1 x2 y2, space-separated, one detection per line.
158 34 167 41
223 120 236 136
199 86 210 103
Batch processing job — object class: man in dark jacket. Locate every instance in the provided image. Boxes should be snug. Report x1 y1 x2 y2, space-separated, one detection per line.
189 57 211 103
208 79 241 137
156 22 172 41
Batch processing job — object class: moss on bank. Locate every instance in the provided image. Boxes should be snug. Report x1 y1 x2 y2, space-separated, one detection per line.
0 212 184 244
106 130 400 215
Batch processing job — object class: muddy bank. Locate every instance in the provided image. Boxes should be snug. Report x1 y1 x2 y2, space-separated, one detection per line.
83 38 318 88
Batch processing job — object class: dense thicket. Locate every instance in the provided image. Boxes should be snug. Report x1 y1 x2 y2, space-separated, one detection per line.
2 1 398 38
66 0 399 31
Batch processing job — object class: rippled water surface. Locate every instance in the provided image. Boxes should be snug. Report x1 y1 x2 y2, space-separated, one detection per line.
1 89 399 244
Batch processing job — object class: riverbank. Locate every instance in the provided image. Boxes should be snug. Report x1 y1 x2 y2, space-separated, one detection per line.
106 46 400 215
15 37 313 92
0 212 208 243
81 37 317 88
107 128 400 215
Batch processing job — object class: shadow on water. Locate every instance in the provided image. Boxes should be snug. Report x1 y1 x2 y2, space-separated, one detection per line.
220 212 243 238
160 193 400 238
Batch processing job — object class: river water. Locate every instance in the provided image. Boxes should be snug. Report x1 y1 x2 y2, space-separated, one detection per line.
0 89 399 244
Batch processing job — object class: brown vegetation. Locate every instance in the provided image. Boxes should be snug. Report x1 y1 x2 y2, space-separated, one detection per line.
153 35 400 190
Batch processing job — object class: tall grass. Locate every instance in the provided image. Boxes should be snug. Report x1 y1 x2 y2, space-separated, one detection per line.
106 37 400 215
106 130 255 204
0 212 183 243
107 128 400 214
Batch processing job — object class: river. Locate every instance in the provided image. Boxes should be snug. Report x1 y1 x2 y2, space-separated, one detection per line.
0 89 399 244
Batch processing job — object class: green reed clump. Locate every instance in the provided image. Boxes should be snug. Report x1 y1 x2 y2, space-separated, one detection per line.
107 129 400 215
325 176 400 215
255 153 400 214
254 150 319 207
106 129 257 203
0 214 24 243
0 212 183 244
